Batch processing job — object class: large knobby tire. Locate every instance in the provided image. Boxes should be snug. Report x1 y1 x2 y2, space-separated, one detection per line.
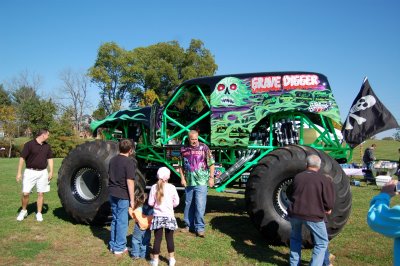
57 140 146 224
245 145 352 246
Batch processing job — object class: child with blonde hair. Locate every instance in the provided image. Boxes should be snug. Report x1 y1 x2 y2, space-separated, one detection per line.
148 167 180 266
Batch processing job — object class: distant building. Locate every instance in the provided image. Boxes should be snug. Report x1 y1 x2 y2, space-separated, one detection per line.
76 114 94 138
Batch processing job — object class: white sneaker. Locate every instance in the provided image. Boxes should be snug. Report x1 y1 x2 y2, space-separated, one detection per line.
17 210 28 221
36 212 43 222
150 259 159 266
169 257 176 266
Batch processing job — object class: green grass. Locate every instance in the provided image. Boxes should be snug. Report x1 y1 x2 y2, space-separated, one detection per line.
351 139 400 163
0 156 399 265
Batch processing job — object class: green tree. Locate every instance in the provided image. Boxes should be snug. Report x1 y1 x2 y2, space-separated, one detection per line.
0 105 17 157
88 42 134 114
49 107 82 157
20 98 57 134
11 86 40 136
0 84 11 105
88 39 217 112
92 105 107 120
128 39 217 105
139 89 159 107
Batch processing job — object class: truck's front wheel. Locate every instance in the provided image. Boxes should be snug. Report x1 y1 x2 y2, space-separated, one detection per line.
245 145 352 246
57 140 146 224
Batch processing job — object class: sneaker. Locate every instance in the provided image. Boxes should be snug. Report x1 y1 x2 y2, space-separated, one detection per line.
169 257 176 266
113 247 128 256
150 259 159 266
180 227 190 233
36 212 43 222
17 210 28 221
196 231 205 238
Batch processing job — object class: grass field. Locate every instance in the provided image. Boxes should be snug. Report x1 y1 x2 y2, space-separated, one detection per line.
350 139 400 163
0 144 399 265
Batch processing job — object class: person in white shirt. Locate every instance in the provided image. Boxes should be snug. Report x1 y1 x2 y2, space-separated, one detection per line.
148 167 180 266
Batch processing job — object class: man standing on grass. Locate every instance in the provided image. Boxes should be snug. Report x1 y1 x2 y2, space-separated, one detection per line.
16 129 53 222
288 154 335 266
108 139 136 256
363 143 376 170
179 130 215 238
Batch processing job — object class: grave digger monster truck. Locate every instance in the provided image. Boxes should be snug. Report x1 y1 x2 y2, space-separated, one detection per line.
58 72 352 246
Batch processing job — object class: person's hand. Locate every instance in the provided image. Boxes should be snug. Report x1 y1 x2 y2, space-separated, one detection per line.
325 210 332 215
181 179 187 187
16 173 22 183
209 178 214 188
48 171 53 181
130 200 135 209
381 180 397 197
128 207 134 218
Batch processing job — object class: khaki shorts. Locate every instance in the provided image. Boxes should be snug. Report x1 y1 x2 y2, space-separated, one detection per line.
22 169 50 193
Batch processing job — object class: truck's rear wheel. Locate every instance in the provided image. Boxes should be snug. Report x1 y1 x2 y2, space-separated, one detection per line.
245 145 352 246
57 140 146 224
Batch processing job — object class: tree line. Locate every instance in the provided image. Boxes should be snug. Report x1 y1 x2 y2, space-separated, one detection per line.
0 39 218 157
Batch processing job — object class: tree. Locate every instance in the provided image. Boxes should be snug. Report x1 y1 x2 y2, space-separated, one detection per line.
88 39 218 112
128 39 217 105
5 70 42 93
20 98 57 134
11 86 40 136
91 105 107 120
394 128 400 141
88 42 134 114
0 105 17 157
59 69 90 133
0 84 11 105
49 107 79 158
139 89 159 107
5 72 48 137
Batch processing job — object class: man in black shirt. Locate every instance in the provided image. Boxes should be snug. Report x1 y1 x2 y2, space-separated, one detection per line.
108 139 136 256
363 143 376 170
16 129 53 222
288 154 335 266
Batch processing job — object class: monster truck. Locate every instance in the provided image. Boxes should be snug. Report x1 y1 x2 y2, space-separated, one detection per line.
58 72 352 246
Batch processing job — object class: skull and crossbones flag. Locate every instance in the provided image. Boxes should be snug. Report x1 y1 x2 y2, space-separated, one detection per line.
342 77 399 148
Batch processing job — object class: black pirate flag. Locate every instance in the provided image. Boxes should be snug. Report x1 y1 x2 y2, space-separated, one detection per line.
342 77 399 148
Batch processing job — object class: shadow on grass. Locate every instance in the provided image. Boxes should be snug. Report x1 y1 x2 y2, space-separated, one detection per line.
206 193 289 265
18 202 49 215
52 207 79 224
89 225 112 249
210 215 288 265
207 193 247 215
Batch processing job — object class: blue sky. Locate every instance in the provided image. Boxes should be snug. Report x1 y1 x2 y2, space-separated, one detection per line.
1 0 399 137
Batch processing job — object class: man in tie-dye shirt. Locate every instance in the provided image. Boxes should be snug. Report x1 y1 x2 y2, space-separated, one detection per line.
178 130 215 237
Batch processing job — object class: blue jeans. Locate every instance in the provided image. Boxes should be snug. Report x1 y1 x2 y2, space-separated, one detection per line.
109 196 129 253
290 217 328 266
323 248 331 266
184 185 208 233
131 222 151 258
